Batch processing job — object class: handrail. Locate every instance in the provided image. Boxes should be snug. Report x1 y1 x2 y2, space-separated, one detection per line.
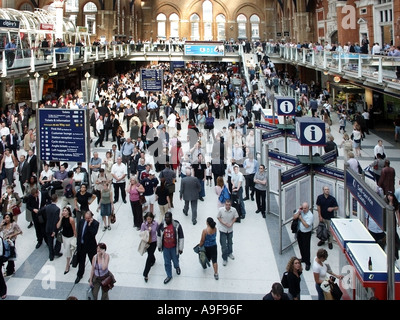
268 43 400 86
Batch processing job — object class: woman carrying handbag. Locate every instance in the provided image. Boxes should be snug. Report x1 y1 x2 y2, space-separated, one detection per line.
140 212 158 283
89 243 111 300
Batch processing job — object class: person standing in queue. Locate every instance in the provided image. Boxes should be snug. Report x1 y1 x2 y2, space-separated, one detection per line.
293 202 313 271
316 186 338 250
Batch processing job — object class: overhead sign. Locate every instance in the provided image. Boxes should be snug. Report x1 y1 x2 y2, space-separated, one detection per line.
268 150 301 166
274 96 296 116
255 121 277 131
281 165 311 184
346 169 386 229
295 117 326 146
262 129 282 140
38 109 88 163
140 69 163 92
0 19 20 29
184 44 225 56
314 166 344 181
40 23 54 31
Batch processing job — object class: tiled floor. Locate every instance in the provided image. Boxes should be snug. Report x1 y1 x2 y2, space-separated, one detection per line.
1 107 399 301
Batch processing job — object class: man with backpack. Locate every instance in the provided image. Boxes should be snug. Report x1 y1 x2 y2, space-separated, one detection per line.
61 171 76 209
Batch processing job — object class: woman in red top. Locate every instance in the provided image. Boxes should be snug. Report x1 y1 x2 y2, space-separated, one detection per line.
170 140 183 175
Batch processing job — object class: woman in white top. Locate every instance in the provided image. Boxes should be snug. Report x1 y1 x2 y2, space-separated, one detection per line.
103 151 114 177
0 148 17 187
312 248 343 300
351 123 362 157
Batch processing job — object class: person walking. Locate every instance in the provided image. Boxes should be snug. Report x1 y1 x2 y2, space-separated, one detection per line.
316 186 338 250
293 202 313 270
217 199 239 267
140 212 158 282
155 178 171 224
44 194 63 261
56 206 77 275
89 243 110 300
180 168 201 225
0 212 22 277
75 210 99 284
157 211 184 284
198 217 219 280
25 187 50 249
231 164 246 219
97 182 114 231
159 163 176 208
254 164 267 217
378 159 396 196
191 153 206 202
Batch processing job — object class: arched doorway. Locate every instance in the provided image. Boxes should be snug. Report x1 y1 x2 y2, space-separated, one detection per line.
330 30 338 45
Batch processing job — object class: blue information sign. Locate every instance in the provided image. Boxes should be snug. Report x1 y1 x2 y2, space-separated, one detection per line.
140 69 163 92
268 150 301 166
346 170 385 229
295 117 326 146
184 44 225 56
281 165 311 184
274 96 296 116
255 121 277 131
38 109 87 162
262 129 282 140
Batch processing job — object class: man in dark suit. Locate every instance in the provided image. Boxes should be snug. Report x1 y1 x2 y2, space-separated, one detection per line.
26 187 51 249
26 149 37 177
17 154 30 194
45 194 63 260
75 210 99 284
103 112 112 142
179 168 201 225
6 128 19 158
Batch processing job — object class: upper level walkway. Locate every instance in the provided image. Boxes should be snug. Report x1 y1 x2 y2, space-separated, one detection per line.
0 42 242 79
265 43 400 95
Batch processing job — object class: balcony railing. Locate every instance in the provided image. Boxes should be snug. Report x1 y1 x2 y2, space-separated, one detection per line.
0 42 242 77
265 44 400 89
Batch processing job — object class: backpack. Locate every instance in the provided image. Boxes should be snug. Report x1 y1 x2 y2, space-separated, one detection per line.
218 185 231 204
317 222 329 242
281 271 289 288
64 180 74 198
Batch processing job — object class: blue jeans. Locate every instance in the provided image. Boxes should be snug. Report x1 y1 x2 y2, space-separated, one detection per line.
219 231 233 261
163 247 180 278
198 178 205 198
315 282 325 300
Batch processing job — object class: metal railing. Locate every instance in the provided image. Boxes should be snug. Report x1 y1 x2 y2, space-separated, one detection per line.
266 44 400 87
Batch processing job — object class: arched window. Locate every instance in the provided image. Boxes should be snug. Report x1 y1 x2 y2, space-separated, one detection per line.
83 2 97 35
157 13 167 39
170 13 179 39
190 14 200 41
203 0 213 40
237 14 247 39
250 15 260 39
216 14 226 41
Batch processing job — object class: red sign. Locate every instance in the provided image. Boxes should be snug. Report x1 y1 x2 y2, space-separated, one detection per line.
40 23 54 31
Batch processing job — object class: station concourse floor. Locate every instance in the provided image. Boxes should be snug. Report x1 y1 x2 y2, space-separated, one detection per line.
2 109 400 302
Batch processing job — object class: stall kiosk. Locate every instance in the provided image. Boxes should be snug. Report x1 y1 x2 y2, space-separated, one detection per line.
330 219 376 300
345 243 400 300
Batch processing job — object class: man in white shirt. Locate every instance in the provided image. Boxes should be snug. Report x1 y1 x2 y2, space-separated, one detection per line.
372 43 381 55
167 111 176 137
231 164 246 219
111 156 127 204
373 140 385 159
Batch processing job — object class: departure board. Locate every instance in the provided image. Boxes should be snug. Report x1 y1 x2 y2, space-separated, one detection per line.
38 109 88 162
140 69 163 92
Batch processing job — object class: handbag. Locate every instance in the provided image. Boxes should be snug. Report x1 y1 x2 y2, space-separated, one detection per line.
11 205 21 216
71 249 78 268
139 194 146 205
101 271 116 292
110 212 116 224
56 230 63 243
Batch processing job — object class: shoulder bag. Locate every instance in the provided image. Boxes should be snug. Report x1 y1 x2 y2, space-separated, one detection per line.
291 218 299 233
101 271 116 292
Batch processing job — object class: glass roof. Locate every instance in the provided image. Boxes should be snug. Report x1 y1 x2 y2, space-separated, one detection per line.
0 8 76 33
